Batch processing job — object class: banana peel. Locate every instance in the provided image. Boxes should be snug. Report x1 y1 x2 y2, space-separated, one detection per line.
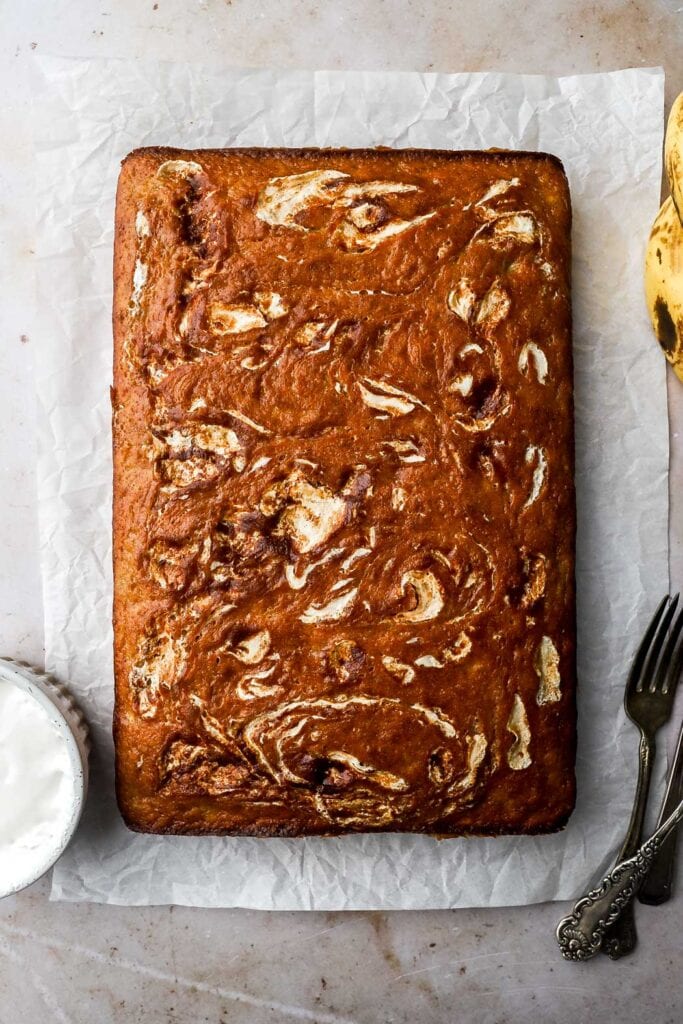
665 91 683 223
644 91 683 383
645 197 683 382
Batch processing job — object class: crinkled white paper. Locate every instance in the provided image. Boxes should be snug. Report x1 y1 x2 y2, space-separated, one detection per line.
30 56 668 908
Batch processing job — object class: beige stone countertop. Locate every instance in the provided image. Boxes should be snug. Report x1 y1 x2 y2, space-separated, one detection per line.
1 2 682 1021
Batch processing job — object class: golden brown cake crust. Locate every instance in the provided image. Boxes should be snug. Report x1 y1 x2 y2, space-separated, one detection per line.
113 147 575 837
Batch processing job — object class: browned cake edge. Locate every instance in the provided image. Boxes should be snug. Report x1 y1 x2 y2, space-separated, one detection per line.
112 146 576 839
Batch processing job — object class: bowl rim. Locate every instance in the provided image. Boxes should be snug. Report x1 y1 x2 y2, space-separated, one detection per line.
0 659 89 898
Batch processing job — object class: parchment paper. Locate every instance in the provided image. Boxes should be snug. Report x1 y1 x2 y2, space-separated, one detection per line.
29 56 668 908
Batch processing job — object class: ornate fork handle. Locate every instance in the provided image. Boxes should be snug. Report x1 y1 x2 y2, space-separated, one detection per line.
600 732 655 957
639 707 683 904
557 795 683 961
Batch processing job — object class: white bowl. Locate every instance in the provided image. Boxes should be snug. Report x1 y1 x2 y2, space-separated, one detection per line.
0 658 90 897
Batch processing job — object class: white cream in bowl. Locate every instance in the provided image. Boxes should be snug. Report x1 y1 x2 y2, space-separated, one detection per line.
0 661 88 898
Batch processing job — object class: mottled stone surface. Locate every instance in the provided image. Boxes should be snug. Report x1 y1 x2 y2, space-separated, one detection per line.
1 1 682 1021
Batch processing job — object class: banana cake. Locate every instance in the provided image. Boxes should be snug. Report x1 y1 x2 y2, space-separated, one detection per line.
112 147 576 836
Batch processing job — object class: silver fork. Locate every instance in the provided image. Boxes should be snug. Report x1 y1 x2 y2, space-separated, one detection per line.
558 771 683 961
600 593 683 960
638 624 683 906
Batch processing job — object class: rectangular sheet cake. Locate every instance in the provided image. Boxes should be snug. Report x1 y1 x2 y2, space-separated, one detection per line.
113 147 576 836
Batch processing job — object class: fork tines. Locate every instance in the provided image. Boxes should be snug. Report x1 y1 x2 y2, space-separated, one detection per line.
635 594 683 694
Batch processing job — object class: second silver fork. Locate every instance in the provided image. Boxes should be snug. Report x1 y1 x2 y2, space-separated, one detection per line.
601 593 683 959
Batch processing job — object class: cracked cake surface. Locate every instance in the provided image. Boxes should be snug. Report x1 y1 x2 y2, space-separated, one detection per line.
112 147 575 836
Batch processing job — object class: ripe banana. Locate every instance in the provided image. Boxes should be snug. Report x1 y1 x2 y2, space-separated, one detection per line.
644 91 683 383
644 197 683 382
665 91 683 223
